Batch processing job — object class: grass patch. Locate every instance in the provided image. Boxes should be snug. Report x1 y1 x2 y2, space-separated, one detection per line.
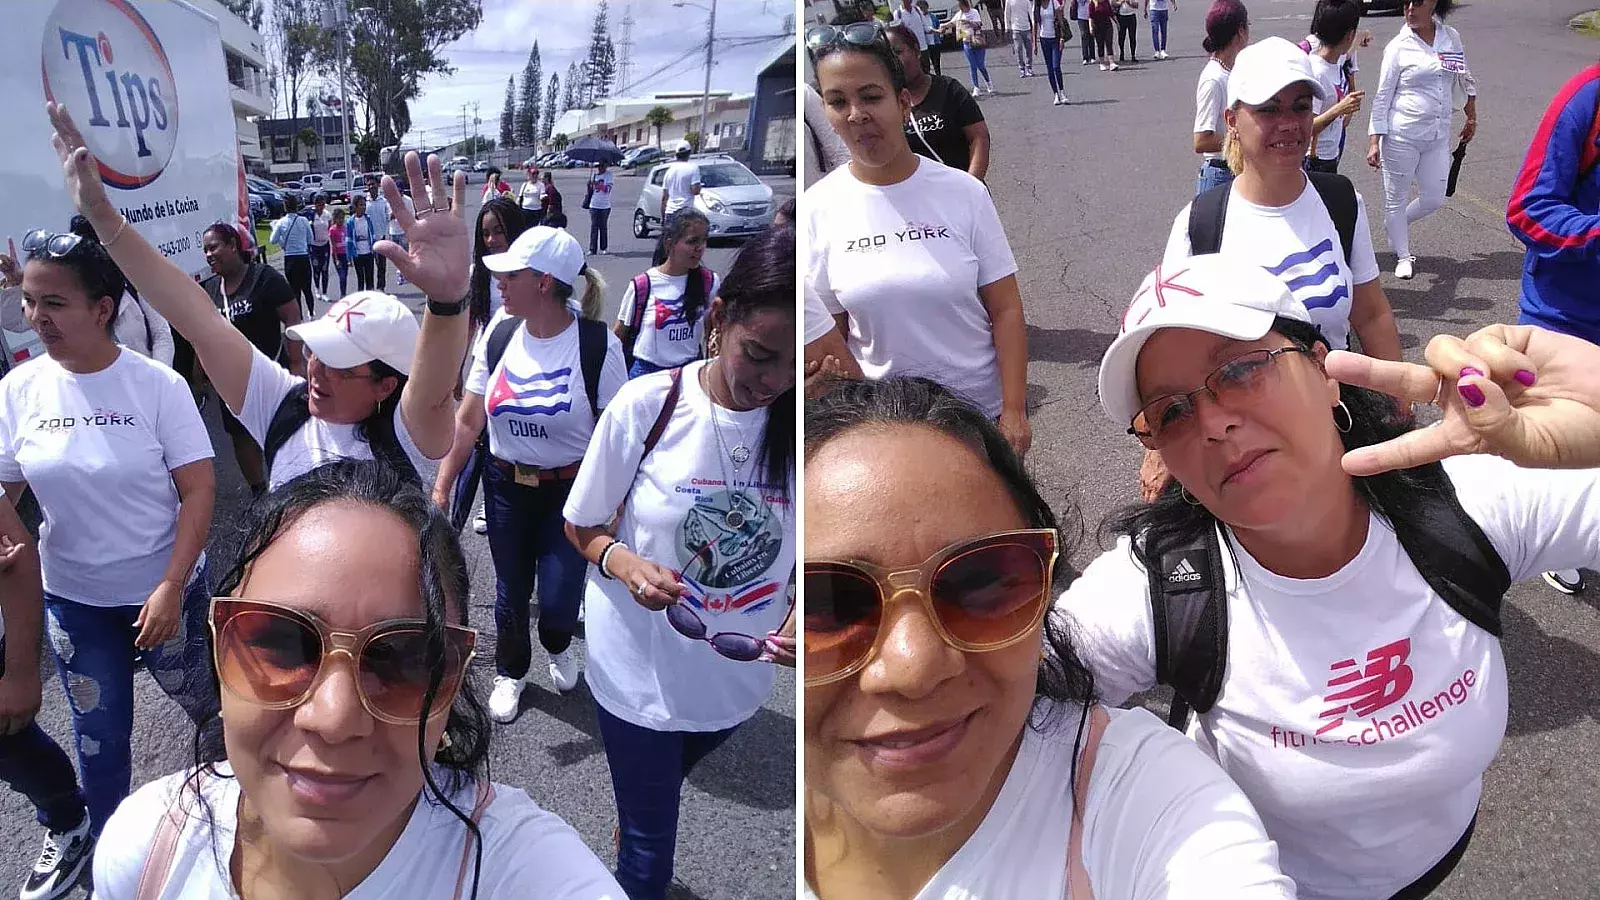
1572 10 1600 37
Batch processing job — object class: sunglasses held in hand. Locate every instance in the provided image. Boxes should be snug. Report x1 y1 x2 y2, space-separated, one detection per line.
666 575 786 663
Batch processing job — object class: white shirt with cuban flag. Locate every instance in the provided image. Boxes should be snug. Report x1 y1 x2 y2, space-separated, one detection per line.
465 312 627 468
1162 175 1381 351
617 268 722 368
1057 454 1600 900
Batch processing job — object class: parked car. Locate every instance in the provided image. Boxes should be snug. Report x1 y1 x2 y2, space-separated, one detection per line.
1361 0 1403 11
247 193 267 223
297 173 326 202
621 145 667 172
473 160 492 172
245 174 286 217
632 156 775 239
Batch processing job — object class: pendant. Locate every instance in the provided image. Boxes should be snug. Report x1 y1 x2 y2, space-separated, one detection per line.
730 445 751 465
725 508 746 529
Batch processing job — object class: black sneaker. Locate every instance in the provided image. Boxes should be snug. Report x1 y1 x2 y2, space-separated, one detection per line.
1543 570 1585 595
20 818 93 900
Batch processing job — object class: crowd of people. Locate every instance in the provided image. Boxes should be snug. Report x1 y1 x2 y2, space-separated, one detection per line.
0 98 795 900
803 1 1600 898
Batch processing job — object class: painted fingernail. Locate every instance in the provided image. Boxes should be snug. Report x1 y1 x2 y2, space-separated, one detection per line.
1515 369 1537 387
1459 384 1486 408
1459 366 1485 379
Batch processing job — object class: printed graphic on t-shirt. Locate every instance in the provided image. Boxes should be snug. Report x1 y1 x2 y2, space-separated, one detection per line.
653 294 696 342
487 365 575 423
1270 636 1480 749
1265 239 1349 312
34 408 141 432
676 481 787 592
842 222 954 254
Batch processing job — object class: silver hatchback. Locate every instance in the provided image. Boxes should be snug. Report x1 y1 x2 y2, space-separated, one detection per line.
632 157 775 239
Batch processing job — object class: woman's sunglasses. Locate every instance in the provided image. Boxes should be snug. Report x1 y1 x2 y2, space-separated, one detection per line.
20 229 83 260
210 598 477 726
805 22 885 53
804 529 1058 687
665 574 786 663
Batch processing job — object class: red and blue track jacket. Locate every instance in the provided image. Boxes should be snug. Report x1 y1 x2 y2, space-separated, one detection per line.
1507 62 1600 342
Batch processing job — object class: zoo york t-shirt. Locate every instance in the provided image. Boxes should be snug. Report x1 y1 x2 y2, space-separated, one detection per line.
0 350 213 606
564 361 795 732
907 74 986 174
805 156 1018 418
617 268 723 368
465 315 627 467
1058 454 1600 899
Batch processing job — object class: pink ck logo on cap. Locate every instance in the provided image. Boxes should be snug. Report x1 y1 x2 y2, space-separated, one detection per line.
40 0 179 190
332 296 370 333
1121 266 1203 333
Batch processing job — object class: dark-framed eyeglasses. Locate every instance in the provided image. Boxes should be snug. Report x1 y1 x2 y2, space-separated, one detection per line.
805 21 885 53
1129 346 1310 448
20 229 82 260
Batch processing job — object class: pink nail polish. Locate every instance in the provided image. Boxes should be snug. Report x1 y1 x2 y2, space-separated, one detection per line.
1459 366 1485 379
1515 370 1537 387
1459 384 1486 408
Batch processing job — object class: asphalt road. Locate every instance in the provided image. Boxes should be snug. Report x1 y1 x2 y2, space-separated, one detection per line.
0 169 798 899
962 1 1600 896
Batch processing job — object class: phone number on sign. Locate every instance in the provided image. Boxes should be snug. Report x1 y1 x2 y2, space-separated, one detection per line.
155 235 194 259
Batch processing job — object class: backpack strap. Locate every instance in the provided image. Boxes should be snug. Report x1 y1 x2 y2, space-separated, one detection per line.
642 367 684 460
1186 181 1232 257
134 787 190 900
1064 704 1109 900
1391 479 1509 636
475 315 525 456
263 384 315 478
1143 524 1230 729
451 780 497 900
629 273 652 329
1306 172 1359 268
577 317 608 420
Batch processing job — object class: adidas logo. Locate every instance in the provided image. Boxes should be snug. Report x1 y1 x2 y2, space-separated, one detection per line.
1167 558 1203 583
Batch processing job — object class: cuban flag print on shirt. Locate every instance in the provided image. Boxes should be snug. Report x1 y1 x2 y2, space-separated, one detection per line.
487 364 573 417
1266 239 1349 314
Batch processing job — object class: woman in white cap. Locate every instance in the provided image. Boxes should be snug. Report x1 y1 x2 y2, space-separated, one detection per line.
43 103 474 490
1067 252 1600 899
431 226 623 720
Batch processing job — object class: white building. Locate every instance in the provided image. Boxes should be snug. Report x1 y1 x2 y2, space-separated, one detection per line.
188 0 273 169
549 92 753 153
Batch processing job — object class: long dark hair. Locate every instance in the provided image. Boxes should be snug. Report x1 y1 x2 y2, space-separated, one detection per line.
33 218 127 333
660 209 714 327
717 225 797 499
1103 318 1452 576
353 359 409 456
805 376 1097 775
471 198 527 332
187 460 494 897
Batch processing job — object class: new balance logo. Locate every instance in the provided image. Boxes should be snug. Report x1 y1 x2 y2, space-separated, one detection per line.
1167 558 1202 583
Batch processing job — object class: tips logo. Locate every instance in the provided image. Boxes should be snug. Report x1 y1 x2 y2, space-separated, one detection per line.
40 0 179 190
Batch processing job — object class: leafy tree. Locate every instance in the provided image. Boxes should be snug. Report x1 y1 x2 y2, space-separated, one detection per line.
500 77 516 147
269 0 324 161
542 74 560 143
355 132 382 170
325 0 484 148
552 133 571 151
515 43 541 148
564 62 581 110
220 0 265 31
297 127 320 167
644 105 674 147
683 130 703 152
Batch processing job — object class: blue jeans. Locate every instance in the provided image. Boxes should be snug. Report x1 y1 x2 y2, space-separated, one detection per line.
963 45 990 87
483 464 585 676
1012 29 1033 73
1196 161 1235 196
589 207 611 254
309 243 330 294
1149 8 1169 51
627 357 676 380
0 638 87 834
595 704 738 900
1040 37 1064 92
44 562 216 836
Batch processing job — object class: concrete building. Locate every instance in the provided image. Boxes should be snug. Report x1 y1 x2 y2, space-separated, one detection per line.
258 114 361 177
548 92 753 153
745 41 795 175
188 0 273 170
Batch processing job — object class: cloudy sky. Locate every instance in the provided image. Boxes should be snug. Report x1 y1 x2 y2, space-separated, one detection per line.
404 0 793 148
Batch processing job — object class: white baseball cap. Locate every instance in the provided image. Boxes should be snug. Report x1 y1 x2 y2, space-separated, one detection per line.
1097 255 1313 425
286 291 419 376
481 225 585 285
1226 36 1330 108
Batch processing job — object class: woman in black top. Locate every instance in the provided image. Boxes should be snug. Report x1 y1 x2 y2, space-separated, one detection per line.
541 172 566 229
887 23 992 181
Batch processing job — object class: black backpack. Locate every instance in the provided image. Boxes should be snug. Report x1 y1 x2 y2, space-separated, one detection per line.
1188 171 1359 267
263 383 422 486
483 315 608 421
1143 480 1511 730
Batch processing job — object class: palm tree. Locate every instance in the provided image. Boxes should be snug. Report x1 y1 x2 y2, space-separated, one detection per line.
552 133 571 151
644 106 674 148
296 127 320 168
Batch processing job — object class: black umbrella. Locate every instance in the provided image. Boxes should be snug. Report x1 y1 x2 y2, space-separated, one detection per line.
563 136 625 165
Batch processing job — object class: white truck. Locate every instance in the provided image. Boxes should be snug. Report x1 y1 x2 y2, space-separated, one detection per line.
0 0 245 377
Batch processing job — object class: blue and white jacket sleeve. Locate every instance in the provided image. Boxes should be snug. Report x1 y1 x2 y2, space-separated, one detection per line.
1506 63 1600 262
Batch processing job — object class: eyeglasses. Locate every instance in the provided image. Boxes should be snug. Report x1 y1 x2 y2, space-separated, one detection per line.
20 230 83 260
210 598 477 726
804 529 1058 687
804 22 885 53
1129 346 1309 449
663 588 775 663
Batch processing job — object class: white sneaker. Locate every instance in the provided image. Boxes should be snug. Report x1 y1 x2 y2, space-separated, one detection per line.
1098 62 1108 71
21 817 92 900
488 675 525 723
973 81 984 93
1109 61 1120 71
1060 92 1070 104
473 513 487 535
1052 92 1061 105
1081 58 1091 65
548 649 581 693
1395 256 1416 279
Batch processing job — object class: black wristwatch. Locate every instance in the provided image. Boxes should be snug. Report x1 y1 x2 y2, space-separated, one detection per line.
426 295 468 317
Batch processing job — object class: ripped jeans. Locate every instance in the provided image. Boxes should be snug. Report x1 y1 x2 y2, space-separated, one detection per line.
44 561 217 836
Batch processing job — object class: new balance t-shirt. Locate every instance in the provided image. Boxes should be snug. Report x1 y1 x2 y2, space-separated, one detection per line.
907 75 986 174
1162 175 1382 351
465 315 627 468
563 360 795 732
617 268 723 368
1058 454 1600 899
805 156 1018 418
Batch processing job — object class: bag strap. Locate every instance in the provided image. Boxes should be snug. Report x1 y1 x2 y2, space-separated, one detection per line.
629 273 652 329
1186 180 1231 257
133 788 190 900
451 780 498 900
577 317 608 420
1144 524 1230 728
263 384 315 478
1064 704 1110 900
642 367 684 460
1391 480 1509 637
479 314 531 454
1306 172 1359 268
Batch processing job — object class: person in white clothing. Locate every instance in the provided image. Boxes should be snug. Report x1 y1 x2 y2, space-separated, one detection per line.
1366 0 1478 280
890 0 933 59
1193 0 1249 195
41 104 474 491
434 226 621 721
518 167 548 226
659 145 702 221
615 209 720 378
583 160 616 255
1146 0 1175 60
90 460 625 900
1303 0 1367 174
803 81 853 189
806 29 1032 455
364 176 396 290
1073 254 1600 899
308 194 333 299
803 376 1295 900
1005 0 1035 78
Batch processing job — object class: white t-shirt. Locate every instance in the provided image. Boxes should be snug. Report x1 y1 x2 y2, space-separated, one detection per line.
389 195 414 237
662 161 702 215
465 315 627 467
891 4 932 50
804 288 837 346
0 350 212 606
1162 176 1381 351
616 268 723 368
588 171 616 211
93 764 624 900
310 210 332 246
518 179 546 212
1059 455 1600 900
563 361 795 732
1308 53 1355 161
232 345 431 490
804 704 1295 900
1005 0 1032 31
1195 59 1231 161
805 157 1018 418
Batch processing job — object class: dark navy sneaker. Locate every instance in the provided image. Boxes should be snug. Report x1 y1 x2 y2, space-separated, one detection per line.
20 818 93 900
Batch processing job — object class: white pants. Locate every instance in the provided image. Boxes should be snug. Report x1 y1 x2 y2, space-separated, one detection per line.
1379 134 1451 259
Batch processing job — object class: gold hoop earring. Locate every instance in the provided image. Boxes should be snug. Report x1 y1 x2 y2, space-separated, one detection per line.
707 326 721 357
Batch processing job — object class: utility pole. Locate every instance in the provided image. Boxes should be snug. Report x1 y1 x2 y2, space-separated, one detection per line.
472 101 481 164
699 0 717 152
324 0 352 184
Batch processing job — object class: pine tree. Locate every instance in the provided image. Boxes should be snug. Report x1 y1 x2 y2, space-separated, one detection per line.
542 74 559 143
500 77 516 147
583 0 616 103
564 61 581 110
515 44 541 149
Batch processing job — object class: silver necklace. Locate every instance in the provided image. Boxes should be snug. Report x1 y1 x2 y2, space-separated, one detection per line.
702 364 751 465
702 366 764 530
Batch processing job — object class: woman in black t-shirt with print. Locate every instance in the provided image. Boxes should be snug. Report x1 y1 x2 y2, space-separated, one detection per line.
887 23 991 181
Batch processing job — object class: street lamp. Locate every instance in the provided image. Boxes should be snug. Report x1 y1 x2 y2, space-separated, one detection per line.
321 0 354 190
673 0 717 153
